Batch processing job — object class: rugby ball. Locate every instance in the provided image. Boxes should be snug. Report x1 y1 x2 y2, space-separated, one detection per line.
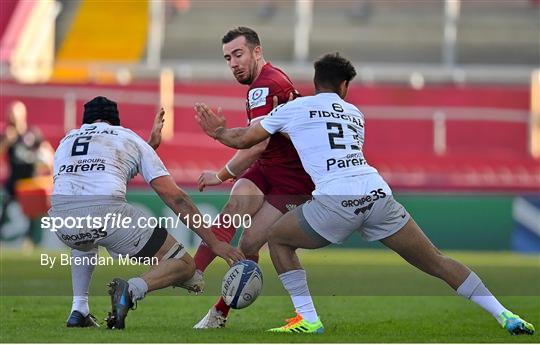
221 260 263 309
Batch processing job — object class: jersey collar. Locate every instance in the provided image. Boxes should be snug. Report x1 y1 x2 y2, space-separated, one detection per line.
250 62 272 87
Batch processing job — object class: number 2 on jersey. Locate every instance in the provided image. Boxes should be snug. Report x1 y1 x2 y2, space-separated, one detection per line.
326 122 360 151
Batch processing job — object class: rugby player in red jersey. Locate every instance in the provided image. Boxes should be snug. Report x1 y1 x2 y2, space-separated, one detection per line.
192 27 314 329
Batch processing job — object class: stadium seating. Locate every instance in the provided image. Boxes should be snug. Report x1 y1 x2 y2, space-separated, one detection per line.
1 0 538 191
162 0 539 65
51 1 148 82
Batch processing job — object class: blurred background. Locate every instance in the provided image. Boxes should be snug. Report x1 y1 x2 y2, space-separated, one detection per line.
0 0 539 253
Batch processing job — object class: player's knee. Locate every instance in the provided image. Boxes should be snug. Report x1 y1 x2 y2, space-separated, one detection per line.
222 198 245 216
426 251 449 278
238 231 262 255
267 235 278 253
267 228 283 249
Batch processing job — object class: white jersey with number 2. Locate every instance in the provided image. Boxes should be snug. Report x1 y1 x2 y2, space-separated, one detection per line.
52 122 169 198
261 92 378 194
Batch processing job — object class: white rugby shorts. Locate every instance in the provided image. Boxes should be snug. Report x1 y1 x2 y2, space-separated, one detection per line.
48 201 185 259
299 173 410 244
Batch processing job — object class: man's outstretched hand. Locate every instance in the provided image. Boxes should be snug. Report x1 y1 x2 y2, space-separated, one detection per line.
194 103 226 139
148 107 165 150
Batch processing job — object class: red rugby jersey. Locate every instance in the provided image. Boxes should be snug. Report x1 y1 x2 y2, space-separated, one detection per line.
246 63 303 167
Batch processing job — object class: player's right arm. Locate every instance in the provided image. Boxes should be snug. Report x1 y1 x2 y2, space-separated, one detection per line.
150 175 244 263
197 95 289 191
197 121 268 191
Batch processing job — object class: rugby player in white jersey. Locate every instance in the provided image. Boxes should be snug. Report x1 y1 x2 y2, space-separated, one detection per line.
195 53 535 335
49 96 243 329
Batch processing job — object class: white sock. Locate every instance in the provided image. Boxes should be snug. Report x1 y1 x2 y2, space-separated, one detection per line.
279 269 319 323
456 271 509 325
128 277 148 302
70 248 97 316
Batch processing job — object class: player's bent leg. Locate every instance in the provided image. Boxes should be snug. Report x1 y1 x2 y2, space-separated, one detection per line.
268 207 330 274
193 179 266 329
379 218 470 289
172 254 204 293
139 235 195 292
238 200 283 258
195 201 284 330
193 178 265 273
266 207 329 333
380 218 535 335
106 228 193 329
225 178 266 217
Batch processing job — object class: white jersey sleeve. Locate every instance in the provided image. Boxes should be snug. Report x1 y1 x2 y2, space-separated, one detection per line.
132 134 169 184
52 123 169 198
259 103 295 134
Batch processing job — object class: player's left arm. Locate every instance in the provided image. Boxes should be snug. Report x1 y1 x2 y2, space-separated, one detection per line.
195 103 271 149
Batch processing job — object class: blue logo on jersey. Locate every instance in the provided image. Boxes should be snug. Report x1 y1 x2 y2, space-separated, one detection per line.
252 89 263 100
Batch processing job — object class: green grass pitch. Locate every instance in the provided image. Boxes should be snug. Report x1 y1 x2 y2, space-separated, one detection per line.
1 248 538 343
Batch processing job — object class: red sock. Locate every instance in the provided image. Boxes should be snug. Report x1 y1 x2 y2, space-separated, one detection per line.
193 214 237 272
193 244 216 272
214 296 231 316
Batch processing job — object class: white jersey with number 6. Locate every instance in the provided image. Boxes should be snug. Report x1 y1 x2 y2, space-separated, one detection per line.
261 92 378 194
52 122 169 198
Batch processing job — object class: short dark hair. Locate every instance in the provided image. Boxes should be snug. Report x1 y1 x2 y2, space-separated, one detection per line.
314 53 357 91
222 27 261 48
